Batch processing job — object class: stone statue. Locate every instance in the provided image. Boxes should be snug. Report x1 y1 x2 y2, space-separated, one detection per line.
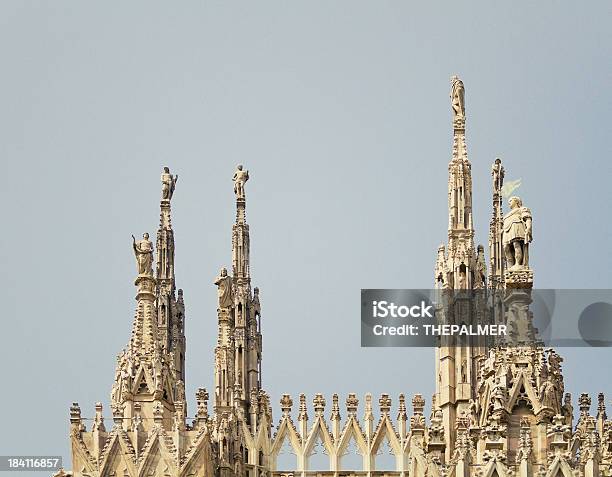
176 379 186 403
132 233 154 276
468 399 480 427
492 378 506 411
450 75 465 122
539 376 558 411
214 267 234 308
232 164 249 199
492 158 504 192
152 347 163 391
476 244 487 287
502 196 532 270
161 167 178 201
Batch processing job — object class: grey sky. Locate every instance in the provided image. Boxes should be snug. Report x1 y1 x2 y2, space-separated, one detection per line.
0 1 610 467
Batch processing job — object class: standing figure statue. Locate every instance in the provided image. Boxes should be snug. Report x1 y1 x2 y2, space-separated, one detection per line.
450 75 465 122
491 378 506 412
476 244 487 288
492 158 505 192
161 167 178 201
214 267 234 308
132 233 154 276
232 164 249 199
502 196 532 270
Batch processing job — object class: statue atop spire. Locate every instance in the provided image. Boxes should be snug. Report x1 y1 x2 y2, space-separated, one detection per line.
161 166 178 201
233 164 249 200
502 196 533 270
450 75 465 127
214 266 234 309
132 232 154 276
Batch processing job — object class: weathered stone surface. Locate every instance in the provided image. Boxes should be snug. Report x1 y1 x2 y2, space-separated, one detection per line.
62 84 610 477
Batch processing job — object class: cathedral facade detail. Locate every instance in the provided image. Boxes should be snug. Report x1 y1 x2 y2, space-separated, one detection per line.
59 79 612 477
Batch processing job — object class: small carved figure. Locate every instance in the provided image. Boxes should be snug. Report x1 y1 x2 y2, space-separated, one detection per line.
232 164 249 199
492 158 505 192
539 376 559 412
152 347 163 391
468 399 480 427
492 378 506 411
176 379 186 403
476 245 487 287
161 167 178 201
132 233 154 276
450 75 465 122
214 267 234 308
502 196 533 270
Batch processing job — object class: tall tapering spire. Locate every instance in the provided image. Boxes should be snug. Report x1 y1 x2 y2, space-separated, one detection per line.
109 231 177 433
214 165 263 432
232 164 250 279
488 158 505 289
155 167 186 384
434 77 486 460
448 76 474 246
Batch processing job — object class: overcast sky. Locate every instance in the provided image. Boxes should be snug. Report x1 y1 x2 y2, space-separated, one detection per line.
0 1 610 467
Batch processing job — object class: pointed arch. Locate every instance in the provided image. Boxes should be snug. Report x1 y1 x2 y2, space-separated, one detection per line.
545 455 576 477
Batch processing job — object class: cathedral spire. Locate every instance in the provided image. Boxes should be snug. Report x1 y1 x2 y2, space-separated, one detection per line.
232 164 250 279
109 233 177 432
488 158 505 289
155 167 185 383
448 76 474 243
214 165 262 431
434 77 486 460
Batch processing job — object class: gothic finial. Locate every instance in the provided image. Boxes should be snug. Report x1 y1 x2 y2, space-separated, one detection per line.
111 403 123 426
280 394 293 415
196 387 209 422
298 393 308 421
346 393 359 417
579 393 592 416
398 393 407 421
598 393 607 417
410 394 426 430
379 393 391 415
364 393 373 419
313 393 326 416
330 393 340 421
70 402 84 431
92 402 105 432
